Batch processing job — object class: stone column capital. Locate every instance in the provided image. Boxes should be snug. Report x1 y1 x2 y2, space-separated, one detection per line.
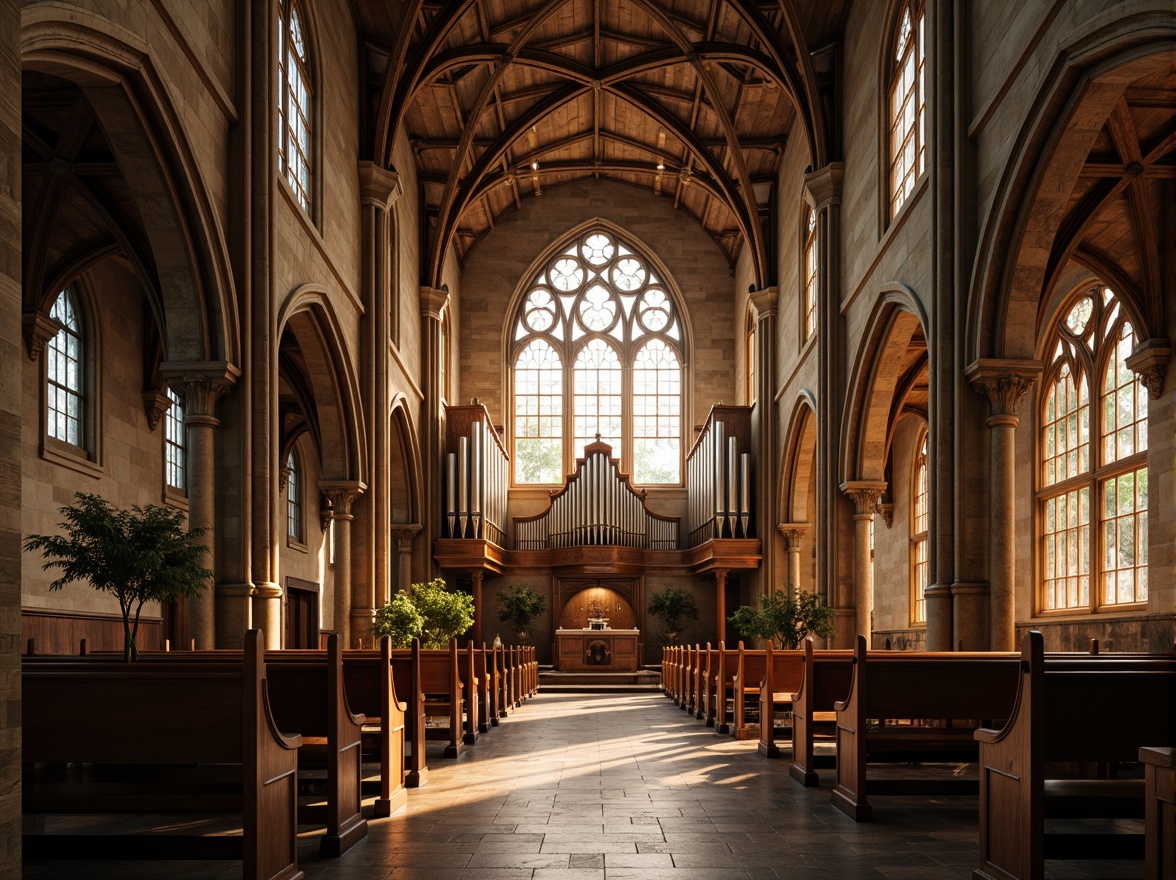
320 480 367 517
803 162 844 209
776 522 809 546
162 361 241 419
357 160 403 210
22 307 60 361
964 358 1043 420
420 285 449 320
840 480 887 514
1124 338 1171 400
390 524 423 543
748 287 778 321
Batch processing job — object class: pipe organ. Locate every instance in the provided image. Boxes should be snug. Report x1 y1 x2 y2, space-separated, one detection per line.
514 440 679 550
443 404 508 546
686 405 754 546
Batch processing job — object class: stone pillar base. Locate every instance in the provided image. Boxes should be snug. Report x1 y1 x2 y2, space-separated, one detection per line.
351 608 375 649
252 582 283 649
215 583 255 648
952 582 990 651
924 583 953 651
832 608 856 649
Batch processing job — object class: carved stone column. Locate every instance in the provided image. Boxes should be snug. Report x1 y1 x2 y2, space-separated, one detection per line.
356 162 403 632
165 363 239 649
777 523 809 596
841 481 886 644
749 287 778 594
804 164 846 617
965 359 1042 650
322 481 366 648
390 525 422 598
420 286 450 580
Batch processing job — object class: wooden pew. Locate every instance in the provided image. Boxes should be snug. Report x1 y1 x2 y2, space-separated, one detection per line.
755 642 806 757
1140 746 1175 880
679 644 699 711
731 644 770 739
400 639 466 758
831 635 1021 820
664 644 682 702
974 631 1176 880
263 634 368 856
464 640 491 736
22 629 303 880
787 638 857 784
339 636 412 811
696 644 716 724
387 639 429 786
711 642 743 735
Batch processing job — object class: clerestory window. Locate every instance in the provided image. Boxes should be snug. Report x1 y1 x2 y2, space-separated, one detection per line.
47 289 85 449
277 0 313 213
511 229 684 485
888 0 925 218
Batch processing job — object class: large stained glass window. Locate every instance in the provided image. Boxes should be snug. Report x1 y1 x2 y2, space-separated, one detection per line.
511 229 684 484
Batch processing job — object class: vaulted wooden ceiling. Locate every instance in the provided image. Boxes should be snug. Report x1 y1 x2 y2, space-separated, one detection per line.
355 0 847 288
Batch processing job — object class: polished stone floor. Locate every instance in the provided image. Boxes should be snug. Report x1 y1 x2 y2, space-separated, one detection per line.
23 690 1143 879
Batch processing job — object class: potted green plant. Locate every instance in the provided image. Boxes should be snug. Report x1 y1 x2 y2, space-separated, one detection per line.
728 587 835 649
23 492 213 661
373 591 425 648
496 583 546 642
647 587 699 641
373 577 475 649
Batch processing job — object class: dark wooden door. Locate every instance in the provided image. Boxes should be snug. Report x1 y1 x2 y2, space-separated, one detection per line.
285 578 320 649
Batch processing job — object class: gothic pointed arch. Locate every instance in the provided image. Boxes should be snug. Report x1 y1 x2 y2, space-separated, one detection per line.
277 285 367 484
389 395 423 526
841 284 930 485
780 391 818 524
21 12 240 368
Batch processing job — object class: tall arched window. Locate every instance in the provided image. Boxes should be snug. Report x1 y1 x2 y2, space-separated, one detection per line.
889 0 925 217
47 289 84 448
165 387 186 492
803 207 818 340
744 312 756 403
286 450 303 542
277 0 313 212
1040 287 1148 612
911 431 928 624
511 229 684 485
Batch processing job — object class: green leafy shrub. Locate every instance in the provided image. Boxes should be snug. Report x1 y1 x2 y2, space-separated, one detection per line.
646 587 699 639
374 577 475 649
728 588 835 649
23 492 213 661
496 583 545 642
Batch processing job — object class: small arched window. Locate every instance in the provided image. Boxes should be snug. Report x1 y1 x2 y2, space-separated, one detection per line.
911 431 928 624
889 0 925 217
165 387 186 492
286 449 303 542
744 312 756 403
511 229 685 485
47 289 84 448
803 207 818 340
277 0 313 213
1040 287 1147 612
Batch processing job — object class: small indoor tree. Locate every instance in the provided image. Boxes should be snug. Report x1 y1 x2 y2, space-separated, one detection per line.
409 577 475 649
728 587 835 649
23 492 213 661
646 587 699 641
496 583 545 642
373 591 425 648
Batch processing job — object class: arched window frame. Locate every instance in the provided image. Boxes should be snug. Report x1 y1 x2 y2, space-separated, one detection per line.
277 0 315 215
1038 285 1148 615
910 429 928 625
509 229 687 486
802 205 818 343
286 448 304 545
42 286 101 474
744 310 756 404
887 0 926 220
164 386 187 496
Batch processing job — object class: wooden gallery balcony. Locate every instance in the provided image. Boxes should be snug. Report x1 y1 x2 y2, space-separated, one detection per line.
434 404 761 577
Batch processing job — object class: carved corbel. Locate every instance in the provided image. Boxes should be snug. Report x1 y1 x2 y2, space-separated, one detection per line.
22 309 60 361
1124 339 1171 400
141 388 171 431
